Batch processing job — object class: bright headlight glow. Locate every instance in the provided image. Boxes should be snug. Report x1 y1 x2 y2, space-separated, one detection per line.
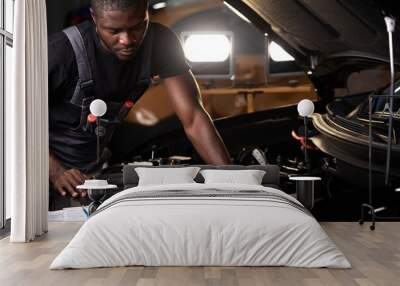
269 41 295 62
184 34 231 62
152 2 166 10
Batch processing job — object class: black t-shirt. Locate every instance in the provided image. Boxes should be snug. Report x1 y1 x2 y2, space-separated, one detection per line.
48 21 189 172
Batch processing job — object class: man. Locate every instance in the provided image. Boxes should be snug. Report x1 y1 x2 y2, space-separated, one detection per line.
48 0 231 198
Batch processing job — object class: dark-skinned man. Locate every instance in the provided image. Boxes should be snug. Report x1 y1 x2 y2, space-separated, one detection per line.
48 0 231 201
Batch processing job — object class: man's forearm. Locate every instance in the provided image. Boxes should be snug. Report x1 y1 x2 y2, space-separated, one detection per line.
162 71 231 164
184 110 231 165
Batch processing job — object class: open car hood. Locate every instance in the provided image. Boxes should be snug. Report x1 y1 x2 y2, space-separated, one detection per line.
226 0 400 92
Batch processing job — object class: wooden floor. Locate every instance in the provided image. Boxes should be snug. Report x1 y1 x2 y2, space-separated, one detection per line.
1 222 399 286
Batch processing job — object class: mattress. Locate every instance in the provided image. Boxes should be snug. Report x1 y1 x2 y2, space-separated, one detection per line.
50 183 351 269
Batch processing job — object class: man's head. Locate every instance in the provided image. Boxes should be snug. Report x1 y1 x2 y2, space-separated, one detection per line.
91 0 149 60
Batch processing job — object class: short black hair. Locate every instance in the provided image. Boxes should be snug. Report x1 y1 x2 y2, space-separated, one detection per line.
91 0 147 14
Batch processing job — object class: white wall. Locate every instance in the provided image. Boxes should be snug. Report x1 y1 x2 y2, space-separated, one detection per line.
5 43 12 219
4 0 14 220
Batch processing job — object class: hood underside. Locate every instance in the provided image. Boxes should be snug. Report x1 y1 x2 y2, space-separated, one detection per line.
226 0 400 86
229 0 399 61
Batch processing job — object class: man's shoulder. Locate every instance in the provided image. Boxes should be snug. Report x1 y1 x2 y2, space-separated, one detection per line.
48 21 94 47
147 22 182 51
48 21 96 65
76 21 96 40
48 29 69 47
149 21 176 37
146 22 189 79
48 28 74 66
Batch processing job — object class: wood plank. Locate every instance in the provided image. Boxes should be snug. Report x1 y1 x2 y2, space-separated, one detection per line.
1 222 400 286
201 85 313 96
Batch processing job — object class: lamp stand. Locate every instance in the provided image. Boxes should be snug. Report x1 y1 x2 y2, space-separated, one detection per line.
303 116 310 173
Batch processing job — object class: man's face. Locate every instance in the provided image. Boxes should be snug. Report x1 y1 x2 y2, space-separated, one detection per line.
91 3 149 61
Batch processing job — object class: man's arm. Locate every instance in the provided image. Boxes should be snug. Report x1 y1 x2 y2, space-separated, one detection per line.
49 152 87 197
163 71 231 165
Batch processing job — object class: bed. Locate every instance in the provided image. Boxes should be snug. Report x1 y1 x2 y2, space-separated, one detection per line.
50 165 351 269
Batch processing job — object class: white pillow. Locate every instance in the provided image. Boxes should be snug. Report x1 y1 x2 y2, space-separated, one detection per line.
200 169 266 185
136 167 201 186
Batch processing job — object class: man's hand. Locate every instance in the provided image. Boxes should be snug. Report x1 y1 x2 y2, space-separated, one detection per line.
49 152 88 198
53 169 88 198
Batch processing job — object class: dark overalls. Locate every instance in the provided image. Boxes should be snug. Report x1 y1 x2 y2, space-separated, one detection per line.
49 23 151 175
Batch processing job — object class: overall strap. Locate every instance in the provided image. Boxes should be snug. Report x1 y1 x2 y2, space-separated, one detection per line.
62 25 94 106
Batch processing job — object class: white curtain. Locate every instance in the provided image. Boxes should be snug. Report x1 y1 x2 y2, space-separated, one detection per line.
7 0 49 242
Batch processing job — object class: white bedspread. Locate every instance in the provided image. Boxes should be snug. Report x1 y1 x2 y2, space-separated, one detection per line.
50 183 351 269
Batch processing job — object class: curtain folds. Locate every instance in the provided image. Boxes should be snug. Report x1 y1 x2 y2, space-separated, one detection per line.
8 0 48 242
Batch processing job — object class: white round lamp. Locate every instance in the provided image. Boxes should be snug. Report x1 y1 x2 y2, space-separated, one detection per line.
90 99 107 117
89 99 107 167
297 99 314 173
297 99 314 117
